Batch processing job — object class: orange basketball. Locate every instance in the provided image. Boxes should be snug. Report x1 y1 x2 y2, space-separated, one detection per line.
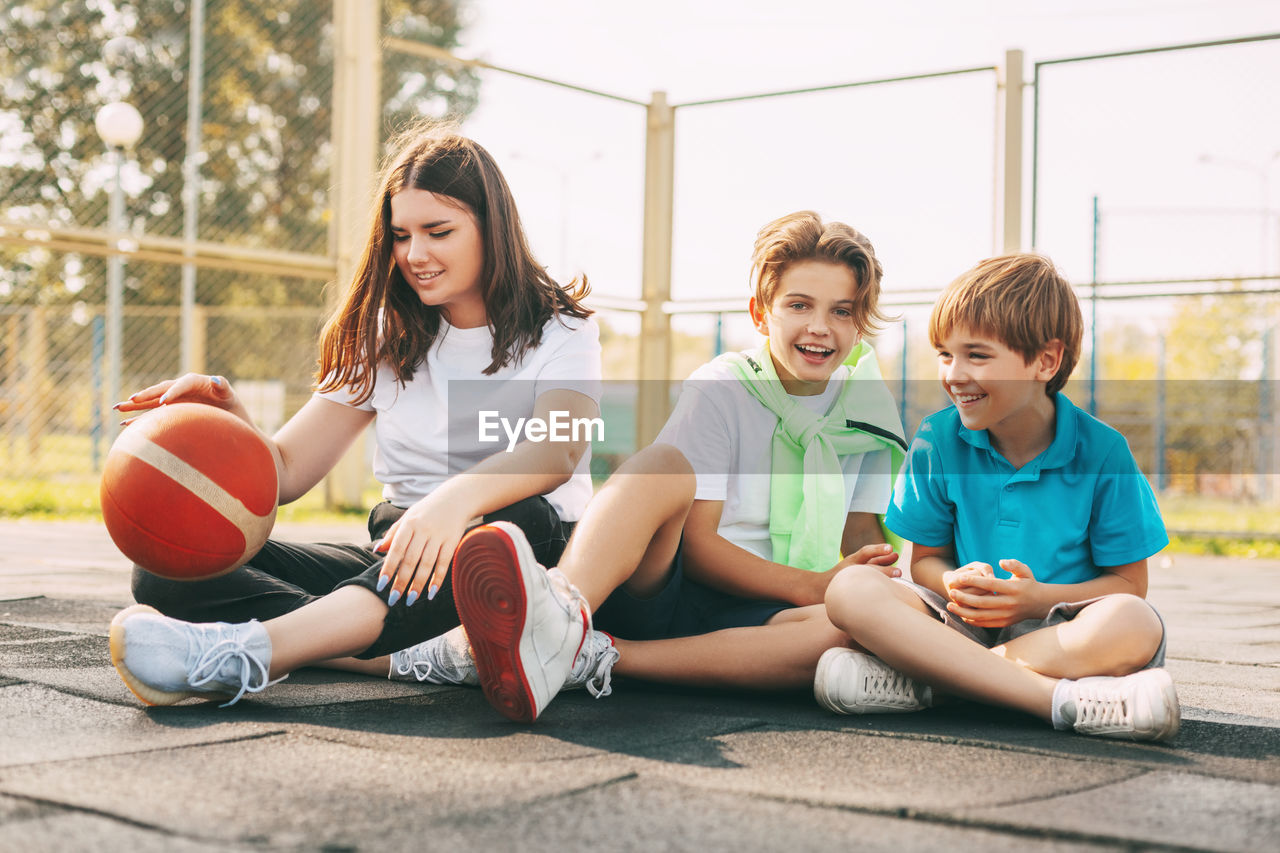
100 403 278 580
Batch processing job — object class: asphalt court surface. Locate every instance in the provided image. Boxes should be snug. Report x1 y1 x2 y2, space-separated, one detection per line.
1 519 1277 851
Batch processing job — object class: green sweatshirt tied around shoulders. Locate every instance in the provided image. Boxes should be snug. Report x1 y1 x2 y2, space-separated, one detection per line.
719 340 907 572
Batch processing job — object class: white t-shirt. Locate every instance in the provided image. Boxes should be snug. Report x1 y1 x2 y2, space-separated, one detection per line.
317 315 602 521
656 356 892 563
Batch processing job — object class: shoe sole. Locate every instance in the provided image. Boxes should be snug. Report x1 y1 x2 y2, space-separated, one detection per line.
109 603 208 706
453 523 541 723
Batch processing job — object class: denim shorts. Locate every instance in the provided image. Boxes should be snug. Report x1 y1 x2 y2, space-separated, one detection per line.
592 541 792 641
895 578 1167 669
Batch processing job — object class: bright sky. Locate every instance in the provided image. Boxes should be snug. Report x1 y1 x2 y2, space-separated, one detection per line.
445 0 1278 331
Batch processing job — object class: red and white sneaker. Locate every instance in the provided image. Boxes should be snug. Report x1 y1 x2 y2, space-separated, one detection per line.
452 522 591 722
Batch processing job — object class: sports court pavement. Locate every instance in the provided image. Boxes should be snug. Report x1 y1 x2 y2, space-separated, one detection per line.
1 518 1277 851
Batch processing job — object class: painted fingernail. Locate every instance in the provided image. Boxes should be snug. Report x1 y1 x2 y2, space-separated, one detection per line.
427 583 439 601
376 574 389 592
211 375 222 386
158 393 168 404
406 590 418 607
387 589 401 607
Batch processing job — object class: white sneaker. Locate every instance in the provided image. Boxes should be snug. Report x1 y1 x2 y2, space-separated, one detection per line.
109 604 282 707
813 647 933 715
1054 668 1180 742
565 630 619 698
452 522 590 722
389 626 479 685
389 625 618 698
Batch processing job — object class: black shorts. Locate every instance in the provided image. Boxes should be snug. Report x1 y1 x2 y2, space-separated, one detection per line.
132 495 572 659
592 541 791 640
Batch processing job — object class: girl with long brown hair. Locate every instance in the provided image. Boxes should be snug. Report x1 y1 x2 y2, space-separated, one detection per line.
108 123 610 705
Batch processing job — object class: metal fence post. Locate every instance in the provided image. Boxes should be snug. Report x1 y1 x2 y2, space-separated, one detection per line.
1156 334 1167 492
899 317 910 433
995 49 1024 254
637 91 675 446
92 314 104 470
180 0 206 375
324 0 381 508
1263 327 1276 500
1090 194 1100 416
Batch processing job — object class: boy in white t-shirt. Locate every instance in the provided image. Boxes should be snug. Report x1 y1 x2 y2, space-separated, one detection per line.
406 211 907 723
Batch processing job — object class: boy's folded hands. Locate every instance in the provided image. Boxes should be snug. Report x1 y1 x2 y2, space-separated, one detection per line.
943 558 1047 628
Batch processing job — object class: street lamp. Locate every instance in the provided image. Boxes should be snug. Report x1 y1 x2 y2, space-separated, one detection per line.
94 101 143 414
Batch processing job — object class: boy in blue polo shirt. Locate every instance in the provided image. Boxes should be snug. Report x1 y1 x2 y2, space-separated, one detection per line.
816 253 1179 741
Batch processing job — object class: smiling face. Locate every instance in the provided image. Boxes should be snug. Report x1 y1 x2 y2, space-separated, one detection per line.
935 325 1062 439
389 188 487 328
749 259 862 396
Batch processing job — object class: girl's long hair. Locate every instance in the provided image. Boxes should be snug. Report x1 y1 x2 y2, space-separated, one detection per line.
316 122 591 404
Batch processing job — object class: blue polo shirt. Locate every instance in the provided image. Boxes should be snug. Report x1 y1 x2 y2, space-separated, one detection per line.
886 393 1167 584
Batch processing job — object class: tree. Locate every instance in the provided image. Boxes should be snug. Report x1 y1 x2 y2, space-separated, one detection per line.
0 0 479 309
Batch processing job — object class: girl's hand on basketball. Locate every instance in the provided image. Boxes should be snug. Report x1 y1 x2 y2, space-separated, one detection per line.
115 374 247 427
944 558 1045 628
374 493 472 608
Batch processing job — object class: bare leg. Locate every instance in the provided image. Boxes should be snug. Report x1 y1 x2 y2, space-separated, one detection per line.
557 443 695 608
992 593 1163 679
262 586 386 680
825 566 1057 720
612 605 849 689
285 448 694 684
310 655 391 677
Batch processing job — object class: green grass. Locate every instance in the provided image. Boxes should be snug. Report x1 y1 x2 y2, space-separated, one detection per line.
0 476 377 524
5 456 1277 560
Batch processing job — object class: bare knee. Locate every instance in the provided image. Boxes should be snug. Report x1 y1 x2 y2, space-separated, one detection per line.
824 564 899 630
1083 593 1163 674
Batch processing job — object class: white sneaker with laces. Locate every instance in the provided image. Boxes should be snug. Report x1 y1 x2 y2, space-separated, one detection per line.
453 521 591 722
565 630 619 698
109 604 282 707
390 625 618 698
813 647 932 715
389 626 479 685
1054 668 1180 741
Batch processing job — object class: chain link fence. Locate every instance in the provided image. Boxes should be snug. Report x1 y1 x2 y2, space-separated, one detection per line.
2 6 1277 536
1 1 478 514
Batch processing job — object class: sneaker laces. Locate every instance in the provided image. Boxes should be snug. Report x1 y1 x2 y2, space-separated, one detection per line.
862 663 919 706
186 629 282 708
389 630 475 685
392 653 435 682
1070 682 1130 730
547 567 593 635
569 632 619 699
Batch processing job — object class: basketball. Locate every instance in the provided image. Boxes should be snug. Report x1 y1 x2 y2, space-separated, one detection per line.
100 403 279 580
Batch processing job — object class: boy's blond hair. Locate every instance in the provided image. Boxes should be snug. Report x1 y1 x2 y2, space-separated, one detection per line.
750 211 889 338
929 253 1082 395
